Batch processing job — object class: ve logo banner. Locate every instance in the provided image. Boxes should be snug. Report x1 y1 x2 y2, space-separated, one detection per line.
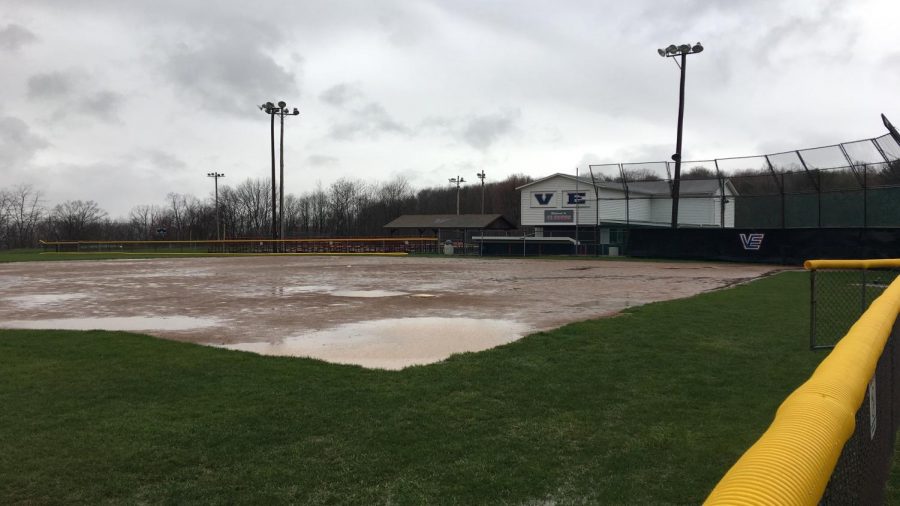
566 192 586 205
534 193 554 205
739 233 764 251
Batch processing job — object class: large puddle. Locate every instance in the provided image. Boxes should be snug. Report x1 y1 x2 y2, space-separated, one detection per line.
219 317 531 370
0 316 223 332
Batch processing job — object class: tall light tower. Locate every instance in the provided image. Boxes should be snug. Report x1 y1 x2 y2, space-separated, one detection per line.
259 100 299 250
476 170 486 214
657 42 704 229
449 176 466 215
207 171 225 240
258 101 278 249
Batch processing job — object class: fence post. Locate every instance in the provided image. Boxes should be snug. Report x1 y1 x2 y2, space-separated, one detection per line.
864 163 868 228
714 159 726 228
618 163 630 228
764 155 785 229
795 150 820 228
862 269 868 314
810 269 817 350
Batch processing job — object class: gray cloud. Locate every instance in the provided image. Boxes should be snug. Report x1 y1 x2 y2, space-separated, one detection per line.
307 154 339 167
144 150 186 170
319 83 363 107
27 71 78 99
0 115 49 172
0 23 38 51
421 109 522 150
162 32 298 116
79 90 125 121
329 102 410 140
460 109 521 150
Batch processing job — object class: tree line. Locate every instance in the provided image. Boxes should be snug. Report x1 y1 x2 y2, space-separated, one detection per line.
0 175 532 247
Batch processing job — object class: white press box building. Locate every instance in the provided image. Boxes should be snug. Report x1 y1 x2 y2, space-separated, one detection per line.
516 173 736 248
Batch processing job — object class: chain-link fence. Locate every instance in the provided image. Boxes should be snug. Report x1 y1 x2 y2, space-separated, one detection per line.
819 322 899 504
707 266 900 503
584 133 900 229
810 268 898 349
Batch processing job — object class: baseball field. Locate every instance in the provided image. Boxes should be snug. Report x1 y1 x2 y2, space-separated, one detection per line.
1 252 896 503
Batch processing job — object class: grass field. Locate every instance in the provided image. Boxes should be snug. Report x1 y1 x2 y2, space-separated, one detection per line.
0 270 849 503
0 249 211 263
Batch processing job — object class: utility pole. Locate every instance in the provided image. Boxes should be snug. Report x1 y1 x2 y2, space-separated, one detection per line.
657 42 704 229
449 176 466 215
476 170 486 214
207 171 225 241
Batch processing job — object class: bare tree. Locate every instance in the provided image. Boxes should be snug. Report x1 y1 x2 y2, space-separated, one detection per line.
129 204 165 240
5 184 44 248
49 200 108 240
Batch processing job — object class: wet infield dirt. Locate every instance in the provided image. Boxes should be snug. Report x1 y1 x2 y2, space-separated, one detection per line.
0 256 781 369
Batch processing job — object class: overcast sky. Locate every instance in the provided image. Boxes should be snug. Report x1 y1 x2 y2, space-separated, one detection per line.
2 0 898 217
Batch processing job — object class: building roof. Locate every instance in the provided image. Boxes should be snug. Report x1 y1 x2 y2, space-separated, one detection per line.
516 172 737 196
383 214 515 230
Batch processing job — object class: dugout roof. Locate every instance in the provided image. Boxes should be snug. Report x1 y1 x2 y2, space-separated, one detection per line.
384 214 515 230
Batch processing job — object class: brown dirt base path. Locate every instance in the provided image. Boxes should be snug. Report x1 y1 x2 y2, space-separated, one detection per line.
0 256 781 369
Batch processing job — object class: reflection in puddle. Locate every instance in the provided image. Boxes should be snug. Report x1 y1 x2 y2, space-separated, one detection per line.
218 317 531 370
330 290 409 298
0 316 223 331
281 285 335 294
6 293 87 308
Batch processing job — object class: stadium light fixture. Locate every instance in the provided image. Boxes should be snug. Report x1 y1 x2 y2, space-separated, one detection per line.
476 170 486 214
207 172 225 241
657 41 704 229
449 176 466 215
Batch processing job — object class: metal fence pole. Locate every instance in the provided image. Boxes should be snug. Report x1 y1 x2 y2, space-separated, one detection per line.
795 150 820 228
764 155 785 229
810 269 817 350
714 159 725 228
862 269 868 314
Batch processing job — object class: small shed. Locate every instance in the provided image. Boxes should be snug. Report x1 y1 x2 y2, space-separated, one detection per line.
383 214 515 242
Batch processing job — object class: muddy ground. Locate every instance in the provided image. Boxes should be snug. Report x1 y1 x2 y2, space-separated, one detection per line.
0 256 782 369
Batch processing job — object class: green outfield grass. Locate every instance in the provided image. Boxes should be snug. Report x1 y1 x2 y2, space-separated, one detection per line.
0 249 213 262
0 271 891 503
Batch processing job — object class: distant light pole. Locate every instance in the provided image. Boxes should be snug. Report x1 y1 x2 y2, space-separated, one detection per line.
259 100 299 251
657 42 704 229
476 170 486 214
207 171 225 240
449 176 466 215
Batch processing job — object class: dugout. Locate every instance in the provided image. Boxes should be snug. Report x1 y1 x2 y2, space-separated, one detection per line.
383 214 515 250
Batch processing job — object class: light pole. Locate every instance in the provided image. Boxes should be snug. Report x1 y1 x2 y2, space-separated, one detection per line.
657 42 703 229
259 100 299 251
259 102 277 249
449 176 466 215
207 171 225 241
476 170 486 214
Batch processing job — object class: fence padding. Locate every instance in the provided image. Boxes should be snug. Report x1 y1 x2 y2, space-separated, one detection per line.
804 258 900 271
704 274 900 505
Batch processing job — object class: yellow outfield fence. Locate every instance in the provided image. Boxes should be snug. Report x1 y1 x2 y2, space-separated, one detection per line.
706 259 900 505
39 237 441 255
805 259 900 271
